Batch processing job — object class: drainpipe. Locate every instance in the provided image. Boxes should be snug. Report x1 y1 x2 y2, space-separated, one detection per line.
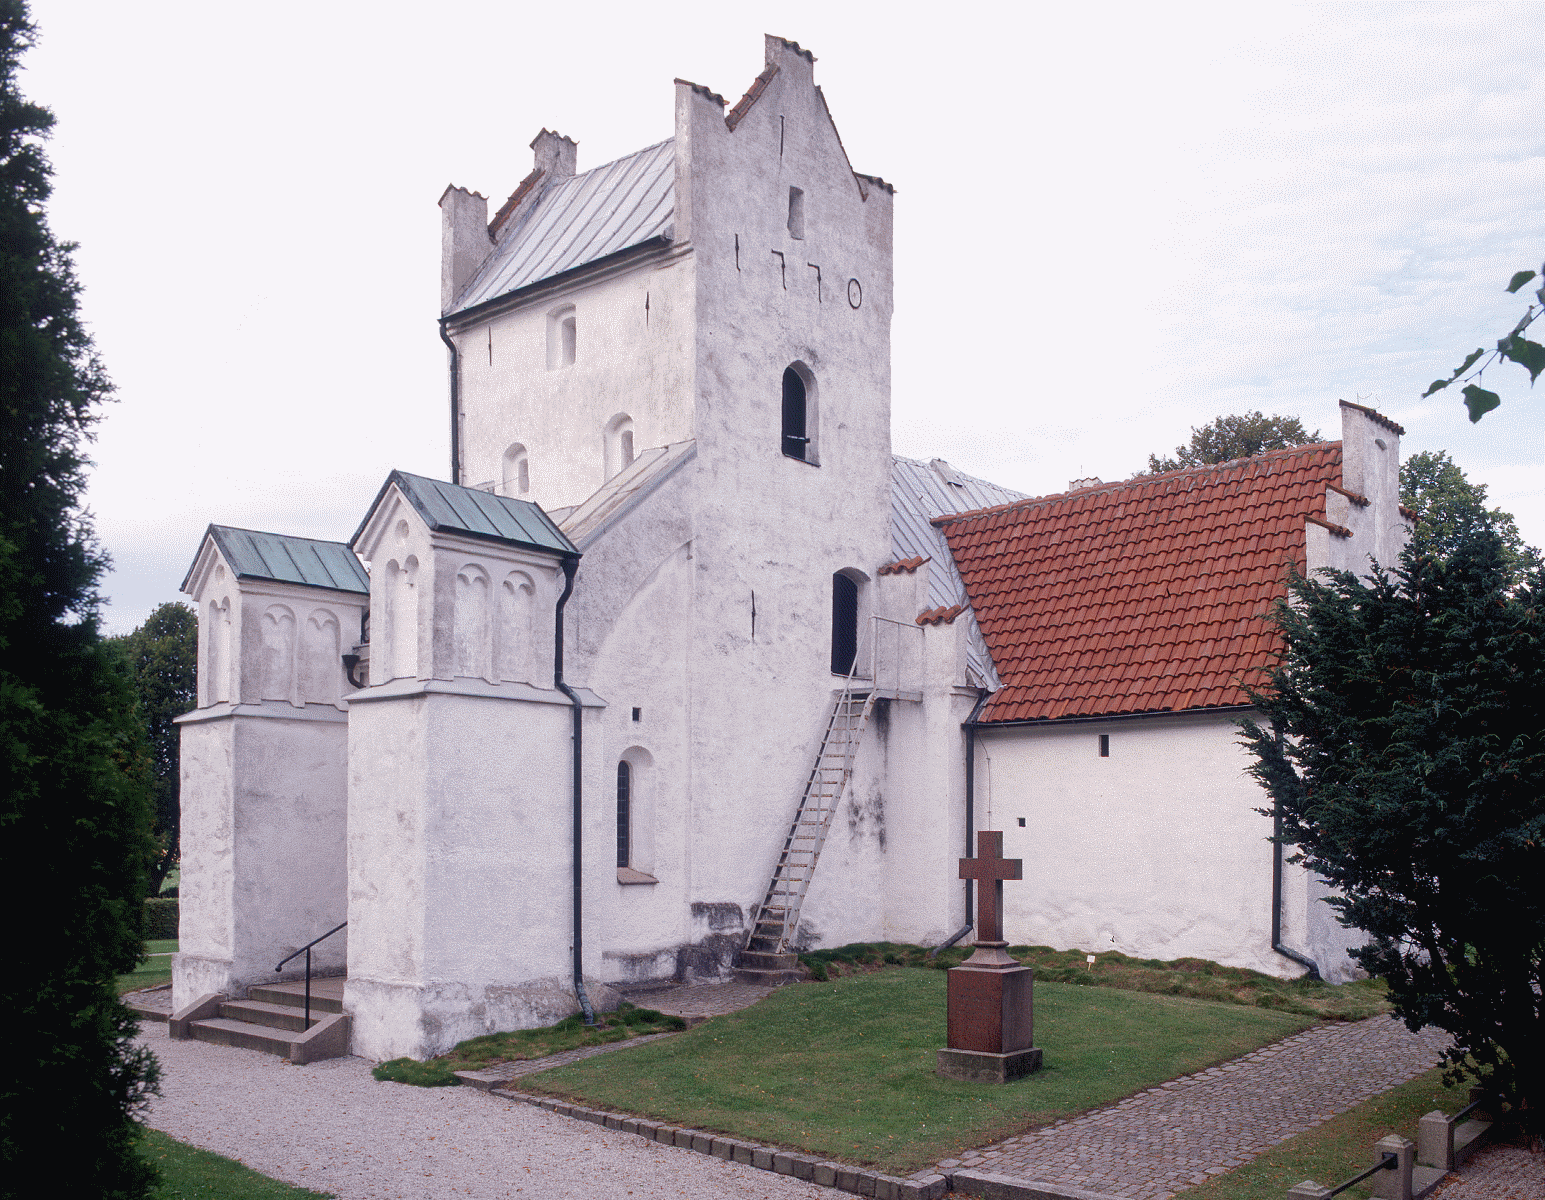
930 690 991 957
554 554 595 1023
438 318 461 485
1270 724 1321 981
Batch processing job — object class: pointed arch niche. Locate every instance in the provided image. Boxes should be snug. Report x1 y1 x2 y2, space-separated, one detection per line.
496 570 536 684
454 563 493 681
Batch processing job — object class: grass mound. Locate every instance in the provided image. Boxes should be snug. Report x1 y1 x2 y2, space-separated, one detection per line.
372 1002 687 1086
797 942 1387 1020
519 969 1315 1176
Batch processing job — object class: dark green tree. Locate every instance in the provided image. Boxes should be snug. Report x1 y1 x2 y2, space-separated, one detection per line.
0 2 160 1193
1400 449 1530 575
1422 264 1545 422
1145 412 1322 474
1242 531 1545 1132
110 602 197 896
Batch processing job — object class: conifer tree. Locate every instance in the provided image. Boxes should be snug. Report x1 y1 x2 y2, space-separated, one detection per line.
0 2 160 1192
1243 531 1545 1132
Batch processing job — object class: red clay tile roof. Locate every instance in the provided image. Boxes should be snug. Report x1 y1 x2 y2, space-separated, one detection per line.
879 555 929 575
726 64 778 131
916 604 966 626
934 442 1345 723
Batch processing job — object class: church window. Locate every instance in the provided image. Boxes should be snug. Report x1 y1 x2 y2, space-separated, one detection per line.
631 707 641 722
831 572 859 676
787 187 805 239
604 413 636 479
616 760 632 868
1099 734 1110 757
501 443 530 497
547 304 576 369
781 364 817 463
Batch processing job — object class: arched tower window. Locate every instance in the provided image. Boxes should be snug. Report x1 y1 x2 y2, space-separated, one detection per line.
604 413 636 480
616 760 632 868
831 571 859 676
547 304 576 370
501 443 530 497
781 364 817 462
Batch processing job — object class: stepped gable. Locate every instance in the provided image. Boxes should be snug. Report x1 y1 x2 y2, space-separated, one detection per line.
934 442 1345 723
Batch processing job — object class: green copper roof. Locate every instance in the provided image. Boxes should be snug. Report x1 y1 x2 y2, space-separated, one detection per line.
356 470 578 557
191 526 370 594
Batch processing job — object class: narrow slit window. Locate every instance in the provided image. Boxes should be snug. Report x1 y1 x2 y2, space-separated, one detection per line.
781 368 808 460
787 187 805 239
616 761 631 868
1099 734 1110 758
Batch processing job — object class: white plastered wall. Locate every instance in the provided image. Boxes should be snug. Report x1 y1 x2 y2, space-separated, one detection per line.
345 486 612 1059
453 248 695 511
974 711 1339 978
173 540 363 1007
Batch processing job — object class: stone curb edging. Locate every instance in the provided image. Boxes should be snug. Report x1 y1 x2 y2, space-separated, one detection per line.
487 1085 1125 1200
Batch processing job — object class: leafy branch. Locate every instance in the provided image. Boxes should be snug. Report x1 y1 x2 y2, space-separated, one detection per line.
1423 264 1545 421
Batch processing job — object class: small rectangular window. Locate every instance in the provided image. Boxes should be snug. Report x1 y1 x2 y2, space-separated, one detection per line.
787 187 805 240
631 707 641 722
1099 734 1110 758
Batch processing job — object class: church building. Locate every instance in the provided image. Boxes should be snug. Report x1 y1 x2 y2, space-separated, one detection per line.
172 36 1409 1062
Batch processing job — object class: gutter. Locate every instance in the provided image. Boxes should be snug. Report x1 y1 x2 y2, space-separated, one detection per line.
931 690 992 955
553 554 595 1023
1270 726 1321 980
438 318 461 485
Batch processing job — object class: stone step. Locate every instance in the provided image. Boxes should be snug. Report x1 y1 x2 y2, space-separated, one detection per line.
249 980 345 1014
731 965 804 986
1413 1164 1447 1199
220 998 316 1032
737 950 798 971
190 1016 296 1056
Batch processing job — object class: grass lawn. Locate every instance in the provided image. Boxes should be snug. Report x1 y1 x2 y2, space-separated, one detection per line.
1177 1066 1473 1199
516 969 1316 1176
118 940 178 996
141 1128 334 1199
803 943 1389 1022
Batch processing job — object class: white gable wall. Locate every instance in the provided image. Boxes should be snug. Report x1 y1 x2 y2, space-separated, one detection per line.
454 250 696 510
174 541 363 1008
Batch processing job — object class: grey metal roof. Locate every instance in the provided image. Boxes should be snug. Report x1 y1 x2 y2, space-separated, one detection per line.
357 470 579 557
891 455 1026 689
558 440 697 549
451 139 674 315
190 526 369 594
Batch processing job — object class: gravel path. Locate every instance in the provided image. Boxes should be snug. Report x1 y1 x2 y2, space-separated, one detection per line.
940 1014 1452 1200
138 1021 831 1200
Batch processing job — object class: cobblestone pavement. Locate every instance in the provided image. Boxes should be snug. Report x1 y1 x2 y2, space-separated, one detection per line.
935 1014 1451 1200
1433 1139 1544 1199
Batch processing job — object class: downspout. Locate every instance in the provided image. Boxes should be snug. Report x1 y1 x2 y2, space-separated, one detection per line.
554 554 595 1023
438 318 461 485
930 690 991 957
1270 723 1321 981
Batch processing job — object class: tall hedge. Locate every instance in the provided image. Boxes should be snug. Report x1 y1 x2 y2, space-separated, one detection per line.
0 2 161 1193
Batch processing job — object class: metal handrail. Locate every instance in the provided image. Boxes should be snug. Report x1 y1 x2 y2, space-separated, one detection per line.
274 921 347 1027
1324 1152 1396 1198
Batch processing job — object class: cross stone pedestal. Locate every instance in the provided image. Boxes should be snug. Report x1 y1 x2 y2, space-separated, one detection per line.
936 830 1042 1084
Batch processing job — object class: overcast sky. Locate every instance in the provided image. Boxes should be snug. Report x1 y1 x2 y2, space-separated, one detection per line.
22 1 1545 634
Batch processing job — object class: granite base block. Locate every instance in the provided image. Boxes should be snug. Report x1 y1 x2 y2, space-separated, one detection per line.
936 1046 1043 1083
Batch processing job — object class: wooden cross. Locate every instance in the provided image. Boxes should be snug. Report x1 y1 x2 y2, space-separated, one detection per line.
959 829 1022 945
